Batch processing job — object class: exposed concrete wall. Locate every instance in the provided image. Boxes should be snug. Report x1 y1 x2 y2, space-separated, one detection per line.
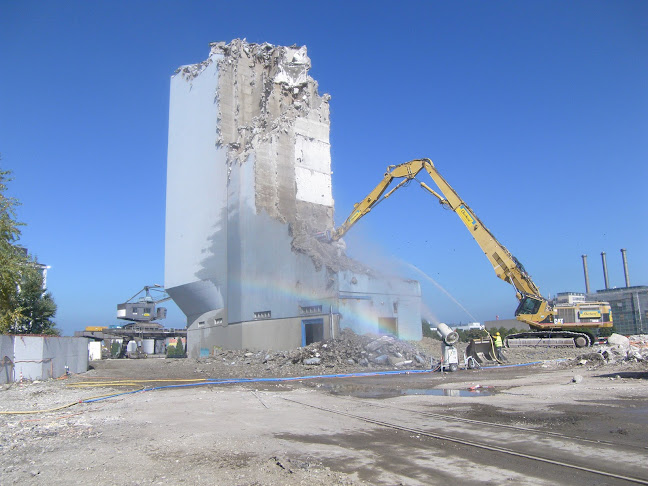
187 315 334 356
0 336 89 384
0 335 14 384
337 271 422 341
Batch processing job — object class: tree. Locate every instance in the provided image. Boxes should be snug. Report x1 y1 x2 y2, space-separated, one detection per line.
167 338 186 357
10 264 58 335
0 167 29 332
421 320 437 338
0 165 58 335
598 325 617 338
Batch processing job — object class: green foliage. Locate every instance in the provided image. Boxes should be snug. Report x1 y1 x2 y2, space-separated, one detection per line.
597 325 616 338
0 166 58 335
111 341 122 357
9 264 58 335
421 320 437 339
493 326 520 337
167 339 185 357
455 328 488 342
0 168 28 332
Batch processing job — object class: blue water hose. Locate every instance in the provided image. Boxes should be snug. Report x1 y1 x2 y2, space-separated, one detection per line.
82 359 564 403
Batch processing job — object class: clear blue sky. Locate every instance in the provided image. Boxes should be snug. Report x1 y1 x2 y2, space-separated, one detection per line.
1 1 646 335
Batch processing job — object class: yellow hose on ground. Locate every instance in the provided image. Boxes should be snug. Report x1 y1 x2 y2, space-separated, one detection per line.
70 378 208 385
0 402 79 415
0 387 147 415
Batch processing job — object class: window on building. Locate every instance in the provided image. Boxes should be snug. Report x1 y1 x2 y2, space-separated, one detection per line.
254 311 271 319
300 305 322 315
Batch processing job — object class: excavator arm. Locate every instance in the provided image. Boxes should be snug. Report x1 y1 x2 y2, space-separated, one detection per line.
330 158 553 327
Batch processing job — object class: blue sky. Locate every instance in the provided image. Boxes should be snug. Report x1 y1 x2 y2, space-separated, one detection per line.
1 1 646 335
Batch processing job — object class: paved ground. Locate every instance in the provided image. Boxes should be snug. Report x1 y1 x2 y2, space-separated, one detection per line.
1 354 647 485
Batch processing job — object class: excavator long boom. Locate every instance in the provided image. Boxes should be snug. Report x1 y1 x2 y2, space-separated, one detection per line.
331 158 553 327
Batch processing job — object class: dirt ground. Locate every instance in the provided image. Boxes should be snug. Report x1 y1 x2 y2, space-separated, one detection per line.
1 347 647 485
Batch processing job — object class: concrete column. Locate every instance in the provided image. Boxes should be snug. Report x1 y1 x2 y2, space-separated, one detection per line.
581 255 590 294
601 252 609 290
621 248 630 287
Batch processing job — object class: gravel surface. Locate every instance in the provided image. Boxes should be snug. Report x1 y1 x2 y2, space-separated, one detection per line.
1 333 646 485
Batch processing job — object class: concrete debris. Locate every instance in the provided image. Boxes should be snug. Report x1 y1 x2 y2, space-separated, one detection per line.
572 375 583 384
575 333 648 366
607 333 630 350
185 339 624 377
303 358 322 366
204 328 431 373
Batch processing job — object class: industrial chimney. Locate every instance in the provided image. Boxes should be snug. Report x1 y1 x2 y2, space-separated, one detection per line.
621 248 630 287
601 252 610 290
581 255 590 294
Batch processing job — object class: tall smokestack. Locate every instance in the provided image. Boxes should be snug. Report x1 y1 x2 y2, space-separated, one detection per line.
601 252 610 290
581 255 590 294
621 248 630 287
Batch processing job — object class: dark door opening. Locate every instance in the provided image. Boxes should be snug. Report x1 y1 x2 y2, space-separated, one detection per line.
302 319 324 346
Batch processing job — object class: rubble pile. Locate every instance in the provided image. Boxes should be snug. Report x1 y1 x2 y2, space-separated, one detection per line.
576 333 648 366
286 328 429 368
207 329 431 375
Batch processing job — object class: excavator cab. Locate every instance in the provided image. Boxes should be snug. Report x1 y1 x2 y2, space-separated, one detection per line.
515 296 543 317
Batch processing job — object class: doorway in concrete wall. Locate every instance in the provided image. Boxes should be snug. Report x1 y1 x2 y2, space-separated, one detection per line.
378 317 398 336
302 319 324 346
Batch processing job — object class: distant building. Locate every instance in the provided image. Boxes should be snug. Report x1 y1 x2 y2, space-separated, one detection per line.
588 286 648 335
452 322 483 332
554 292 586 305
17 247 50 289
483 319 522 331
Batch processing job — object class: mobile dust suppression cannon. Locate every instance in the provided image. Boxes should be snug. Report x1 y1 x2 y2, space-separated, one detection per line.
436 323 460 372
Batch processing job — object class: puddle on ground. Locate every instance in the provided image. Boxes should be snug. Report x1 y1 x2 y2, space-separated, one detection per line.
317 383 493 399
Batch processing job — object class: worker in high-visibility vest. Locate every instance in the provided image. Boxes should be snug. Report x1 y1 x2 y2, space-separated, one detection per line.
493 332 504 361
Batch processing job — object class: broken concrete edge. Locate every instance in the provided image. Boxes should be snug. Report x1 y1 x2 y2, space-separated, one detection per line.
172 39 407 278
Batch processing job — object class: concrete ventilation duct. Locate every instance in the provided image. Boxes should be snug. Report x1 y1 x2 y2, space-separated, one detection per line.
621 248 630 287
601 252 609 290
581 255 590 294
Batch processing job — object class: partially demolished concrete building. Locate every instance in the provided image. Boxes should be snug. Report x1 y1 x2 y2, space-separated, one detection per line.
165 40 421 357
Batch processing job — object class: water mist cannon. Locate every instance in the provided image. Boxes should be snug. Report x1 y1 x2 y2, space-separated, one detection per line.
436 322 459 346
436 323 460 372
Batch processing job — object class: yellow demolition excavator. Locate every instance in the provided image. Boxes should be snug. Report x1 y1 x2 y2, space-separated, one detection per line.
322 158 612 348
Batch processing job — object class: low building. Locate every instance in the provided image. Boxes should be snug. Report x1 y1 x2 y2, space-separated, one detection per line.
588 286 648 335
483 319 524 331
